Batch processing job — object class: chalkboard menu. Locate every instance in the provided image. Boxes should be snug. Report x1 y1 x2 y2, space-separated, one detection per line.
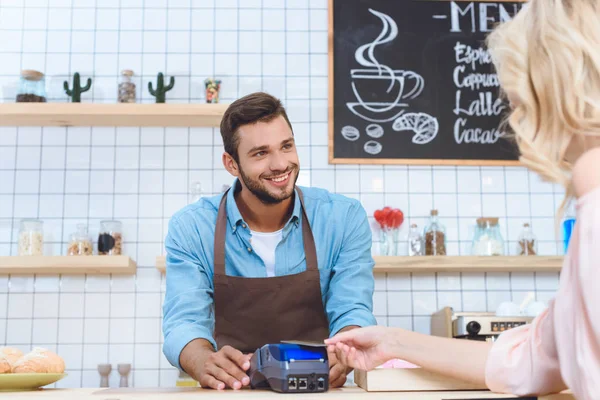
328 0 525 165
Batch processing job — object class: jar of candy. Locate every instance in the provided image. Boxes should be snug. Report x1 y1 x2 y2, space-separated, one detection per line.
517 223 537 256
16 70 47 102
18 219 44 256
98 220 122 255
471 217 505 256
118 69 136 103
68 223 93 256
423 210 446 255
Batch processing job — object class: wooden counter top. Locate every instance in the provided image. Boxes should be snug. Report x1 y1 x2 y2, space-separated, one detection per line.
6 387 574 400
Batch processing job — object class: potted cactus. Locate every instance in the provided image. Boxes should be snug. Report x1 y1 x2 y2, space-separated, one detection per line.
148 73 175 103
63 72 92 103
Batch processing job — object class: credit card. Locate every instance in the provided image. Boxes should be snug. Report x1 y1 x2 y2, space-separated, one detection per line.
281 340 327 347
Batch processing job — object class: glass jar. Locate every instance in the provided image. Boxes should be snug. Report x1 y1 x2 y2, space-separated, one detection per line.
204 78 222 104
18 219 44 256
407 223 423 256
98 220 122 255
118 69 136 103
471 217 505 256
68 223 93 256
423 210 446 255
517 223 537 256
188 181 202 204
16 70 47 103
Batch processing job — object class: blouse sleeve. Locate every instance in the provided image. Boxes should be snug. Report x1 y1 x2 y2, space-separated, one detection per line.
484 303 566 396
485 186 600 398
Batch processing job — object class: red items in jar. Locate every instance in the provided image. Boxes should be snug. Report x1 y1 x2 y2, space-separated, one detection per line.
374 206 404 230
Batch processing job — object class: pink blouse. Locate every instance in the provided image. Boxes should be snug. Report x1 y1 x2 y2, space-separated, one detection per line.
485 186 600 399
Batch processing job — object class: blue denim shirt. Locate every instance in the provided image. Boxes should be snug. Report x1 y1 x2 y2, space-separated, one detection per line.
162 180 377 370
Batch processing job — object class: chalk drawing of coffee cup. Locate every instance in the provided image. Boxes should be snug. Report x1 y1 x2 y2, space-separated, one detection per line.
348 69 424 122
346 8 425 123
351 69 424 108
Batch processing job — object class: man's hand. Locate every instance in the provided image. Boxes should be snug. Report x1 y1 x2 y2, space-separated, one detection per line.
327 325 359 388
180 340 252 390
198 345 253 390
328 345 352 388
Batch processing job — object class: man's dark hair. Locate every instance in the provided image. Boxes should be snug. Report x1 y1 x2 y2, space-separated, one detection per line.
220 92 293 163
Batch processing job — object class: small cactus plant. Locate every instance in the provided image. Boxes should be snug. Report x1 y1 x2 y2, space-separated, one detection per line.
148 73 174 103
63 72 92 103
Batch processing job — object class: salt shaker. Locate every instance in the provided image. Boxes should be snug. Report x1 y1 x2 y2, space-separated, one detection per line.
407 223 423 256
118 363 131 387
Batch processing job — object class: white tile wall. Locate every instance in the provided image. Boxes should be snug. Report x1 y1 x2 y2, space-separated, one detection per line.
0 0 563 389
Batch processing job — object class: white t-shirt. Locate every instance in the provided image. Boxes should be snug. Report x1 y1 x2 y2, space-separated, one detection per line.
250 228 283 277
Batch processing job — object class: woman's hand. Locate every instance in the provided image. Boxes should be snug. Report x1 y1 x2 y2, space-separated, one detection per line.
324 326 398 371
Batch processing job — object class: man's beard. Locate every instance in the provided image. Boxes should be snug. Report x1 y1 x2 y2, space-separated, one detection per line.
238 164 299 204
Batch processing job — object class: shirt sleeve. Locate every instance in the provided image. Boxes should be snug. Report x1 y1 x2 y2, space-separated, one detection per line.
325 201 377 336
484 304 566 396
162 217 217 371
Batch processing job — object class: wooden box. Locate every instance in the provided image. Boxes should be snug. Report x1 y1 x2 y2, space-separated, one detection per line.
354 362 487 392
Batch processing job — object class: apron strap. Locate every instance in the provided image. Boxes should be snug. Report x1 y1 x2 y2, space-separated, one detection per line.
213 186 318 275
214 191 228 276
296 188 319 272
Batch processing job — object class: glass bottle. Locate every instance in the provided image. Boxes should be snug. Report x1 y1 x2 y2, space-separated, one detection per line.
423 210 446 255
379 228 397 256
18 219 44 256
188 181 202 204
471 217 505 256
407 223 423 256
68 223 93 256
16 70 47 103
118 70 136 103
517 223 537 256
562 201 576 254
98 220 122 255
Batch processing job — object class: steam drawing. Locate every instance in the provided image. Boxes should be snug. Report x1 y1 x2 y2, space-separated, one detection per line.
341 8 439 154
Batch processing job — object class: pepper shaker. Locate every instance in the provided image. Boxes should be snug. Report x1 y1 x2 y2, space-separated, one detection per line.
118 363 131 387
97 364 112 388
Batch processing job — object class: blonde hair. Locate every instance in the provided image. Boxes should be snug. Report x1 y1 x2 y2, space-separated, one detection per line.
487 0 600 218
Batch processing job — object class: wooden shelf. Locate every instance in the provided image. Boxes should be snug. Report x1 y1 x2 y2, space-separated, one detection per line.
155 255 562 274
0 103 228 127
0 256 137 274
373 256 562 273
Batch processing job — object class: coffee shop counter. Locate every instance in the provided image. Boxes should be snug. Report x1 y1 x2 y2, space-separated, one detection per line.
6 387 574 400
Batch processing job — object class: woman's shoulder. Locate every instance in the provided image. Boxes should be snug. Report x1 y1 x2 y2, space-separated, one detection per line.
573 147 600 200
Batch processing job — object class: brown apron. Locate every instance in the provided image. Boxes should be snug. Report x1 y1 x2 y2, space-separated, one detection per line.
213 187 330 353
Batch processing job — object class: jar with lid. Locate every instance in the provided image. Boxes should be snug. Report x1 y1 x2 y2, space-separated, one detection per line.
68 223 93 256
517 223 537 256
423 210 446 255
98 220 122 255
16 70 47 103
18 219 44 256
471 217 505 256
407 223 423 256
118 70 136 103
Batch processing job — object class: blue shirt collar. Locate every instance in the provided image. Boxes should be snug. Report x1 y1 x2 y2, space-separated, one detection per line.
225 178 302 231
